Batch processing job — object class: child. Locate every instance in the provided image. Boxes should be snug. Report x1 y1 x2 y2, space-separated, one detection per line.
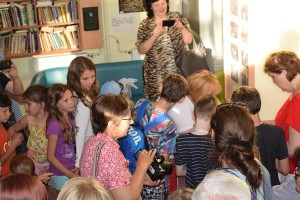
174 95 219 189
9 154 57 200
46 84 79 191
231 86 289 186
0 174 48 200
8 85 49 175
133 74 190 198
100 80 135 111
0 94 23 176
57 177 112 200
67 56 98 168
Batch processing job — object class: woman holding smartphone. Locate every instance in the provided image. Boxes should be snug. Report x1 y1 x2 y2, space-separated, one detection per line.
136 0 192 101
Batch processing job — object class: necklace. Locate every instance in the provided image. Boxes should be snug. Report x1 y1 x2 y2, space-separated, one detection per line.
192 129 210 134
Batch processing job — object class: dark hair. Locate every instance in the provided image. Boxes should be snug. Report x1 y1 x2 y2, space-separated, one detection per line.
46 84 75 143
0 93 11 108
0 174 47 200
144 0 169 18
23 85 48 104
194 95 219 121
91 94 129 134
264 51 300 81
67 56 98 105
231 86 261 115
160 74 190 103
10 155 35 176
295 147 300 168
211 103 262 191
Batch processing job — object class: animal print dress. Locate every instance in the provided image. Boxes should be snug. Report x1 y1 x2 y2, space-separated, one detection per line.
136 12 192 101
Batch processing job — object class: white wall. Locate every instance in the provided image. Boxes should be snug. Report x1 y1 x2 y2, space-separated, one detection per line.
248 0 300 120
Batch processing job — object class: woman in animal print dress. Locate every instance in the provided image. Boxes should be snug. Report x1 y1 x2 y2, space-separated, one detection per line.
136 0 192 101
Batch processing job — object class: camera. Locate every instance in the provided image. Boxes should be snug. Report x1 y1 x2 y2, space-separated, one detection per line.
0 59 12 71
135 149 173 181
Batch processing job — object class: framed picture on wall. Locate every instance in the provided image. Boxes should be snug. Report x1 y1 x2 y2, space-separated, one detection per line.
119 0 145 13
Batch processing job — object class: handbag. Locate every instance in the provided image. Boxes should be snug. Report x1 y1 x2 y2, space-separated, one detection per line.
179 36 213 77
91 142 106 179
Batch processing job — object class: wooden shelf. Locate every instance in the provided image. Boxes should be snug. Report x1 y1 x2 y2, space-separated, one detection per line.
1 0 101 58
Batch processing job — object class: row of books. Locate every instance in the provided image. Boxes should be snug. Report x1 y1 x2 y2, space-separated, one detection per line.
36 0 78 24
0 2 36 27
37 2 78 24
39 25 79 52
0 29 38 55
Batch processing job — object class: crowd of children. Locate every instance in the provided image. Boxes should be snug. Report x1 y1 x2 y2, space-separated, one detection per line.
1 51 300 200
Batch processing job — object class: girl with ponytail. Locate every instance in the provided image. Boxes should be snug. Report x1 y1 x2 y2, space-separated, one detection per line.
210 103 271 200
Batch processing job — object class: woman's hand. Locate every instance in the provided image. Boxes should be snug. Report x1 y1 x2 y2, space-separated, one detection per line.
7 62 19 80
136 149 156 171
143 173 164 186
173 18 185 31
152 22 167 38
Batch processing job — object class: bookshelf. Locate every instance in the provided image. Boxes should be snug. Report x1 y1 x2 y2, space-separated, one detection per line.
0 0 84 58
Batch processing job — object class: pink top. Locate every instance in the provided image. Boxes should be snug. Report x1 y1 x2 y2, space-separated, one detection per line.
79 133 131 190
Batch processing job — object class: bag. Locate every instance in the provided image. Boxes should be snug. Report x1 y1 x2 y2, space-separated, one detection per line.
91 142 106 179
118 99 170 174
179 37 213 77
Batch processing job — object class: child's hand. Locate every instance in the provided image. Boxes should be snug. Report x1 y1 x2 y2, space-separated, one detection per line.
72 167 80 175
136 149 156 171
11 133 23 147
38 172 54 184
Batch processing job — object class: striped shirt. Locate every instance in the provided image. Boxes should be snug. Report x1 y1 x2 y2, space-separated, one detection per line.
174 133 217 189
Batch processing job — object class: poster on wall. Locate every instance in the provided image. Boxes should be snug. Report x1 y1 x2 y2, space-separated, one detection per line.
119 0 145 13
224 0 252 100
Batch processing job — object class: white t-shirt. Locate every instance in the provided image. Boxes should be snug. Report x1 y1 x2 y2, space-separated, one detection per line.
168 96 194 134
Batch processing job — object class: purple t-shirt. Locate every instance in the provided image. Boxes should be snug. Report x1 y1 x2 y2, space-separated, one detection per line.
46 117 76 176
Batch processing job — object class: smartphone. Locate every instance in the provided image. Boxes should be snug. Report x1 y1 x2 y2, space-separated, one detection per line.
0 59 12 71
162 20 175 27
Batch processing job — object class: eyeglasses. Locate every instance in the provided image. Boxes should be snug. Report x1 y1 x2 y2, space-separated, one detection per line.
122 118 132 121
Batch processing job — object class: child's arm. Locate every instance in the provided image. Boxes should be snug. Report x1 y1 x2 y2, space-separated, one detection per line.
0 133 23 164
47 135 79 178
175 164 186 176
7 116 28 137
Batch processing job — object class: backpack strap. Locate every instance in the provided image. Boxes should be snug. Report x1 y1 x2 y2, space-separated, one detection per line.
144 114 171 132
92 142 106 179
135 99 151 126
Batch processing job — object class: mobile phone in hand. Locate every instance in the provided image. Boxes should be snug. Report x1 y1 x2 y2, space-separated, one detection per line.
0 59 12 71
162 20 175 27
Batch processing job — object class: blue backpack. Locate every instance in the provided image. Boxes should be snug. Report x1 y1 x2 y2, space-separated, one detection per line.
118 99 170 174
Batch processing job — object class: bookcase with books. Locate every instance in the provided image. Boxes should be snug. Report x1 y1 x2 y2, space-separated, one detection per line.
0 0 81 58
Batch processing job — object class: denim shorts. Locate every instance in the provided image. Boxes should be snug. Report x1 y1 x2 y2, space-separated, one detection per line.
50 175 69 191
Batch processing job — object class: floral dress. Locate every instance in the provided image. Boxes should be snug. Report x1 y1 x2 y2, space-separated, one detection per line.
27 116 48 174
136 12 192 101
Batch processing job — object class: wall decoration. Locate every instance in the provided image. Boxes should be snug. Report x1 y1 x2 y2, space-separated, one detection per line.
224 0 252 101
119 0 145 13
